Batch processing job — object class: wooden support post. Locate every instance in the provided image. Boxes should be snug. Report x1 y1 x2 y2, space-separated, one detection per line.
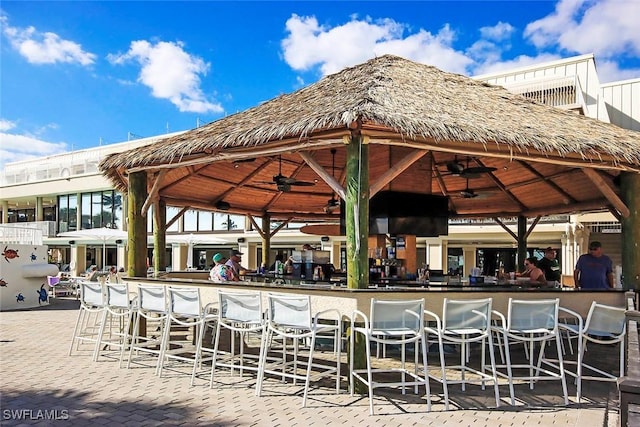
153 198 166 275
517 215 527 272
261 214 270 268
345 132 369 394
621 172 640 290
345 134 369 290
128 171 148 278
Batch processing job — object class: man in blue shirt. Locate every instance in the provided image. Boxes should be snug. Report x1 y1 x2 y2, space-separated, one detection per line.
573 241 614 289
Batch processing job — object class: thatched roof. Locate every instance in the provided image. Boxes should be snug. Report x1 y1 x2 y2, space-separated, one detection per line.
99 55 640 222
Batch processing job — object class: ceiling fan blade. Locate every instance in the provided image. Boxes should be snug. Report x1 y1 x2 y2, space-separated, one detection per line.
460 166 497 177
289 180 315 186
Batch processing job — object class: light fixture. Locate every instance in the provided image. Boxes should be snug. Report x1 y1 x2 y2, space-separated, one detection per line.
215 201 230 211
321 236 330 242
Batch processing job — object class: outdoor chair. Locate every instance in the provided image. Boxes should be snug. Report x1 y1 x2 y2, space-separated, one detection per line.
126 284 168 374
491 298 568 406
157 287 217 385
47 275 75 298
350 298 431 415
256 293 341 407
69 281 105 356
554 301 626 401
210 290 264 387
93 282 137 365
424 298 500 410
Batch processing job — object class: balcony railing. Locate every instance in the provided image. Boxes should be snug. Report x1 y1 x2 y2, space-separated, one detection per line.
0 221 57 238
0 225 43 245
501 75 587 113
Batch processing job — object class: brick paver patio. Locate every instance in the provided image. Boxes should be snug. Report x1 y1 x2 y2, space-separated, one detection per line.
0 297 620 426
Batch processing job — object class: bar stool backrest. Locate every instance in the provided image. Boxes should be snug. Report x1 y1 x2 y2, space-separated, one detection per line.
81 281 104 306
507 298 558 332
268 293 311 329
169 287 201 316
220 291 262 322
442 298 492 331
138 285 166 313
585 302 626 336
106 283 130 309
370 298 424 333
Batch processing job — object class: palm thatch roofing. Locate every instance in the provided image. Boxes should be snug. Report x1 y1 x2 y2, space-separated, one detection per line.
100 54 640 223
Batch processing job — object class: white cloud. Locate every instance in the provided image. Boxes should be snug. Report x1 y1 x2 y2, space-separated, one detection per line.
0 119 17 132
0 132 68 168
525 0 640 58
594 59 640 83
479 21 515 41
108 40 223 114
473 53 563 77
281 15 471 76
0 15 96 66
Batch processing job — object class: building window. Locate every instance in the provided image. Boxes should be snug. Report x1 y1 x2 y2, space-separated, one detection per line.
214 213 243 231
43 207 56 221
58 194 77 232
8 209 35 223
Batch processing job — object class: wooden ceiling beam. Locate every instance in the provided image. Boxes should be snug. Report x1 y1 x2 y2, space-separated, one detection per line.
363 134 640 173
208 158 275 205
582 168 630 218
299 151 345 200
369 149 429 198
141 170 166 217
516 160 575 204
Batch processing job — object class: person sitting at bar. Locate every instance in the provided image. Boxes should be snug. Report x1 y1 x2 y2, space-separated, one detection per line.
539 247 561 282
225 249 254 277
268 254 284 272
520 256 547 286
209 253 237 282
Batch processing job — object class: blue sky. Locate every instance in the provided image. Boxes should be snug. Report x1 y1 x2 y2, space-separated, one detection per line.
1 0 639 168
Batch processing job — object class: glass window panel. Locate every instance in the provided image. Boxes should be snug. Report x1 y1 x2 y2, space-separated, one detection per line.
213 212 228 230
92 192 102 228
166 207 180 232
184 210 198 232
147 205 154 232
198 211 213 231
228 215 244 231
81 193 91 229
68 194 77 231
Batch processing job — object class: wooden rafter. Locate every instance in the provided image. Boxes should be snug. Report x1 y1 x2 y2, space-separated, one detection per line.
369 149 429 198
516 160 575 204
299 151 345 200
141 170 166 217
582 168 630 218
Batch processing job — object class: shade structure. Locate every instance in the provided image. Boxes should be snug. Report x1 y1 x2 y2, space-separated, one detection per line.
99 55 640 223
58 227 128 270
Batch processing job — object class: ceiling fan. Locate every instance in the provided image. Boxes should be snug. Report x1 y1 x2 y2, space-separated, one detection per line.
261 155 315 192
324 149 340 213
445 156 497 179
454 177 492 199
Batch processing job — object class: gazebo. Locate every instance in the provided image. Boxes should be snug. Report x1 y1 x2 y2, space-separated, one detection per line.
99 55 640 289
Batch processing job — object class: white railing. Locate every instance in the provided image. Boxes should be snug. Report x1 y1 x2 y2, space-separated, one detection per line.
0 221 57 237
502 75 587 112
0 225 43 245
0 131 185 186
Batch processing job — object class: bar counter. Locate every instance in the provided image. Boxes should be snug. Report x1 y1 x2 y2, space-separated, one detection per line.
126 272 628 318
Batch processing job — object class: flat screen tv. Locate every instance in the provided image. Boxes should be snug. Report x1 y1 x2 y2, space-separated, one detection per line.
340 191 449 236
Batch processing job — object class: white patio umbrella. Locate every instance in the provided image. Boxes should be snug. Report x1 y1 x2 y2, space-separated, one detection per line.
166 234 228 269
58 227 128 271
